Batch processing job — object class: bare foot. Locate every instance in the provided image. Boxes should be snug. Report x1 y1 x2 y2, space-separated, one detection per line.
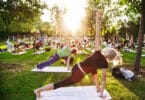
34 89 41 99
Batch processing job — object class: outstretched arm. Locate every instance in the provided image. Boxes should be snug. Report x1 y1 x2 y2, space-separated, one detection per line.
94 10 103 51
100 68 107 98
92 74 101 92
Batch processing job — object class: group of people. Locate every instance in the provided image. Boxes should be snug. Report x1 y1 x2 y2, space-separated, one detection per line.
0 9 131 99
34 10 121 99
4 38 30 53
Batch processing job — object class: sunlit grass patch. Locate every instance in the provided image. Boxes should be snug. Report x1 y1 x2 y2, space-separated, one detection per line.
0 45 6 49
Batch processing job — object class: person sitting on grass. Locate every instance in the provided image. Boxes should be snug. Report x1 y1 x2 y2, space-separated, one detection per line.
34 10 118 99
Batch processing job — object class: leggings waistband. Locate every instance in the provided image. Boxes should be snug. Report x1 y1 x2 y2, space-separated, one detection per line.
77 63 86 75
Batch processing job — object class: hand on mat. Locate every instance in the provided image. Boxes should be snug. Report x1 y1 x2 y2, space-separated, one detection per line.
67 66 71 71
34 89 42 99
100 95 107 100
96 86 101 92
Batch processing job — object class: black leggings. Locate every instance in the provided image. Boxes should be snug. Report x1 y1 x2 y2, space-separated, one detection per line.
53 64 96 89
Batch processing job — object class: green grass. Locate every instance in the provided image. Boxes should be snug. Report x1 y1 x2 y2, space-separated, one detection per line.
0 49 145 100
122 51 145 66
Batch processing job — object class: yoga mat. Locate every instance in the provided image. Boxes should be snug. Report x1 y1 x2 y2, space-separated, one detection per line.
12 51 27 55
123 48 136 53
32 51 45 54
36 86 112 100
31 66 71 73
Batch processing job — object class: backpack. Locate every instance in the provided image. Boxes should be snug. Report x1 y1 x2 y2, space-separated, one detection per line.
112 67 135 81
120 67 135 81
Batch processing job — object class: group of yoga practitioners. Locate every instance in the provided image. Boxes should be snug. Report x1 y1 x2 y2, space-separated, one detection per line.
34 10 120 99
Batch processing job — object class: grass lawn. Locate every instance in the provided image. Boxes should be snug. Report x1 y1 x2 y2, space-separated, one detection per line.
0 49 145 100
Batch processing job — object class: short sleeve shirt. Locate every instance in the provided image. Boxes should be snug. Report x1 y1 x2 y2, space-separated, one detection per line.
80 51 108 69
57 47 71 58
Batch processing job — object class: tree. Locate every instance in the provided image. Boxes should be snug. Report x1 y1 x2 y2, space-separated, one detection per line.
134 0 145 72
0 0 46 33
49 5 65 37
85 0 132 38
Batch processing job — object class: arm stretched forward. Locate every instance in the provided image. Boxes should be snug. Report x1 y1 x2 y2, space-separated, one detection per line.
92 74 101 92
100 68 107 97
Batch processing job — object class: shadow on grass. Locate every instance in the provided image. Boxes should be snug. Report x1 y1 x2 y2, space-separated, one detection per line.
113 76 145 100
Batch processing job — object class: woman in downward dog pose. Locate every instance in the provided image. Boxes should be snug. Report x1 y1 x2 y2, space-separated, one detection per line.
34 10 117 99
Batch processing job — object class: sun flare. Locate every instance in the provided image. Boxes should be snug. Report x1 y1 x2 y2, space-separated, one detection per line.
41 0 87 34
63 11 84 34
63 0 86 34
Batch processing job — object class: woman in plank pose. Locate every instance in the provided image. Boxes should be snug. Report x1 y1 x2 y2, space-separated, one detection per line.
37 43 77 70
34 10 118 99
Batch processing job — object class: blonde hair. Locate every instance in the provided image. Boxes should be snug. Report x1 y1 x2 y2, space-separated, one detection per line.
112 55 123 66
102 47 123 67
102 48 118 61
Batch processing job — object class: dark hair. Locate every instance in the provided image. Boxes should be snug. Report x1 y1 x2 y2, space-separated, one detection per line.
71 49 77 55
112 67 124 78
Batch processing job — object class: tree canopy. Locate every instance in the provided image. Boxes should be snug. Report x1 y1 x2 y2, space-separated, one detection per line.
0 0 46 33
0 0 142 40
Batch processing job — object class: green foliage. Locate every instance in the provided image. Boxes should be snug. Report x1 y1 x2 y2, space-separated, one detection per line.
0 17 5 31
84 0 141 41
36 22 54 35
127 0 141 13
0 0 142 39
48 5 65 36
0 0 46 32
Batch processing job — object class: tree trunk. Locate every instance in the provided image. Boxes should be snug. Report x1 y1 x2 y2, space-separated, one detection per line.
134 0 145 72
